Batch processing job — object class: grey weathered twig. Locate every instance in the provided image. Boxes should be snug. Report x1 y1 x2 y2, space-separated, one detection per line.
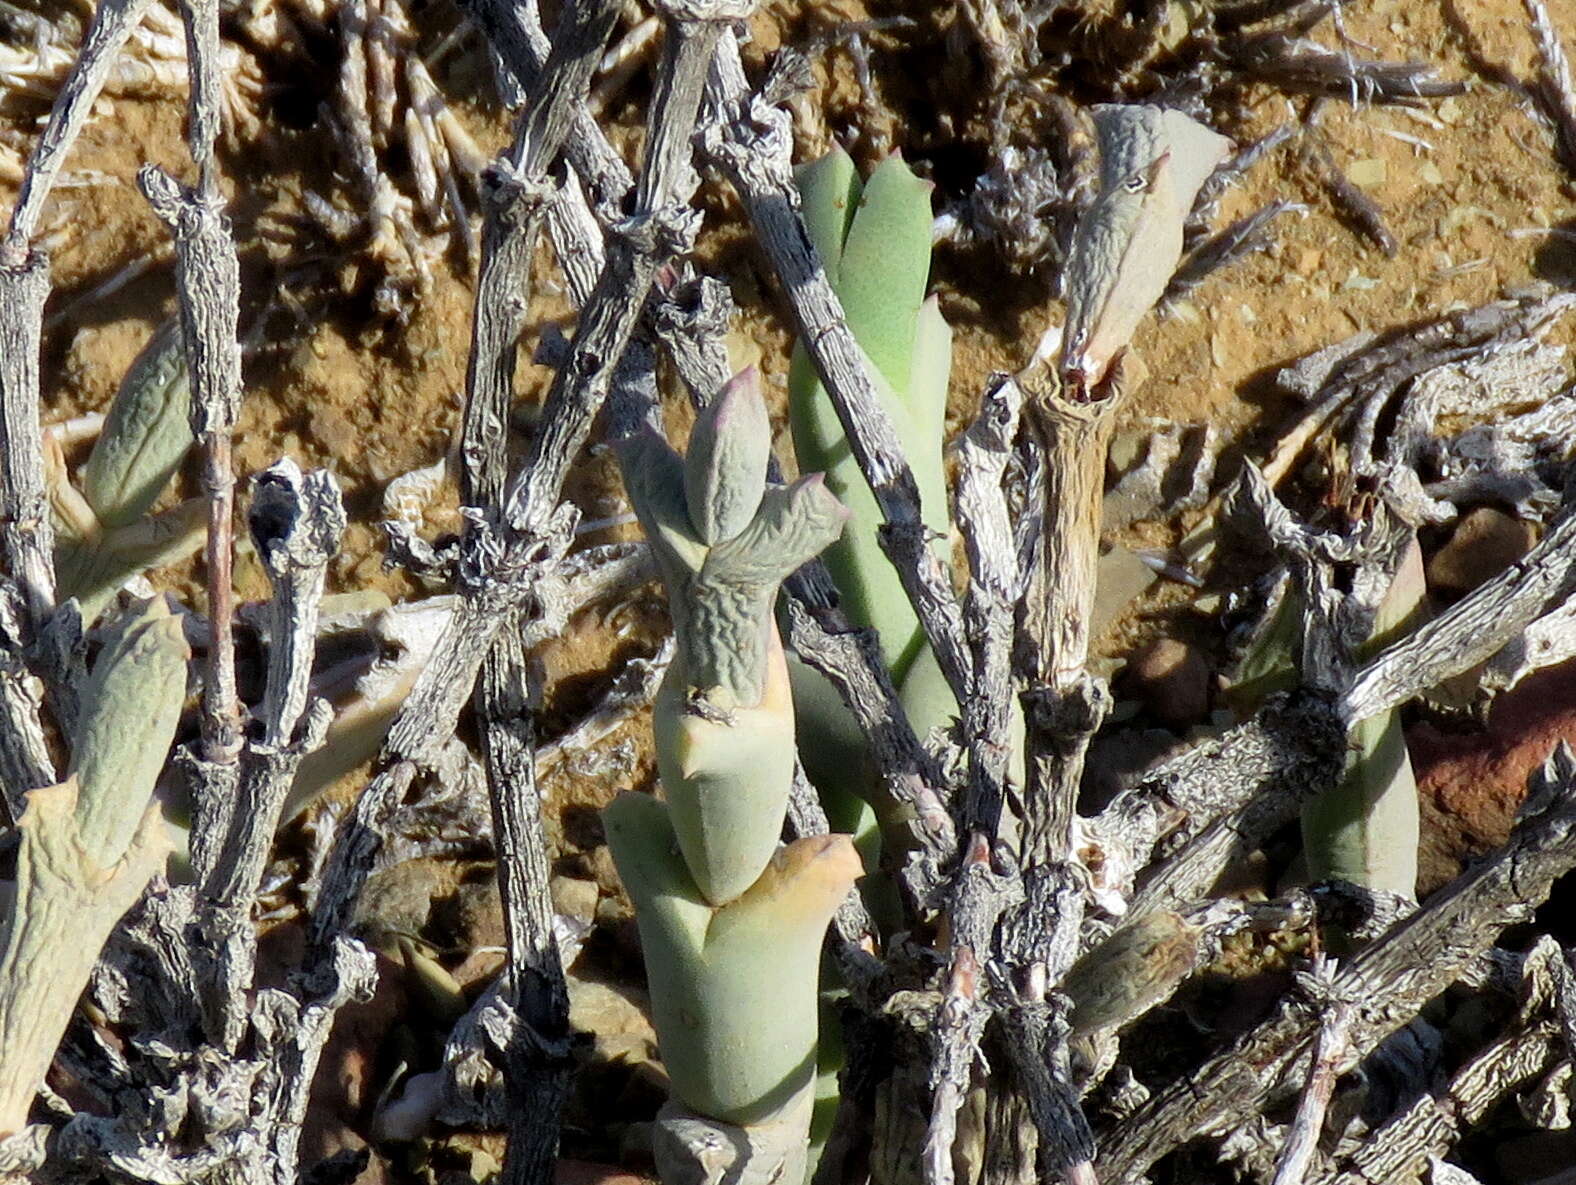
461 0 636 215
1229 28 1465 102
1344 495 1576 723
1270 954 1356 1185
779 597 955 875
200 461 343 1052
1103 693 1345 927
0 582 53 814
0 0 145 633
1316 937 1570 1185
1165 200 1304 303
0 255 53 631
954 374 1022 841
3 0 156 255
1019 371 1123 866
458 0 623 1179
134 0 246 890
1524 0 1576 176
1307 134 1397 257
923 939 988 1185
138 161 246 884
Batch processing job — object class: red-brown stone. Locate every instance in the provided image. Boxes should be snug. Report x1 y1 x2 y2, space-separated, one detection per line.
1409 660 1576 894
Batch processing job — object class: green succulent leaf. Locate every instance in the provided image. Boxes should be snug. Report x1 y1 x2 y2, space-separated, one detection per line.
81 320 193 530
617 428 705 582
69 597 190 869
793 144 861 286
603 792 860 1124
56 496 207 625
789 343 932 676
684 370 771 547
1301 538 1427 902
833 153 934 396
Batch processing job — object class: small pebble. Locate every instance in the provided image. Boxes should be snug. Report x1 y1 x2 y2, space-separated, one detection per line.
1426 507 1536 597
552 874 602 924
1348 158 1388 187
1124 638 1212 728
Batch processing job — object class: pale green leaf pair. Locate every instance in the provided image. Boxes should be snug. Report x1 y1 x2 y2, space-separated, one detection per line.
788 149 950 682
614 372 848 907
51 320 202 622
604 793 859 1124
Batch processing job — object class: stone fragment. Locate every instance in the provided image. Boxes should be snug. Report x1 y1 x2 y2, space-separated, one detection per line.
1124 637 1212 727
1425 507 1537 597
1409 659 1576 892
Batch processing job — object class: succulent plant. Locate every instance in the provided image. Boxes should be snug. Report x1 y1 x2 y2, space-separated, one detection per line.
788 149 949 683
1061 106 1233 392
785 149 969 856
0 596 188 1134
1231 537 1426 907
1301 538 1426 901
606 370 858 1183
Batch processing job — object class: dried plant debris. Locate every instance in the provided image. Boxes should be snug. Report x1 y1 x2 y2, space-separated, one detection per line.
945 0 1464 278
0 1 263 133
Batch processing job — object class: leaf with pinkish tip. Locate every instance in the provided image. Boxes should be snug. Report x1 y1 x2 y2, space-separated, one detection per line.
684 370 770 546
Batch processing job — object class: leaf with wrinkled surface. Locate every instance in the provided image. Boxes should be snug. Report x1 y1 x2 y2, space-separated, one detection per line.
684 369 770 546
705 475 850 589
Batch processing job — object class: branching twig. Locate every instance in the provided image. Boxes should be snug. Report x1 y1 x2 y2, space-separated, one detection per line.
138 161 246 878
1344 494 1576 723
1270 954 1356 1185
201 461 343 1052
458 0 623 1179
